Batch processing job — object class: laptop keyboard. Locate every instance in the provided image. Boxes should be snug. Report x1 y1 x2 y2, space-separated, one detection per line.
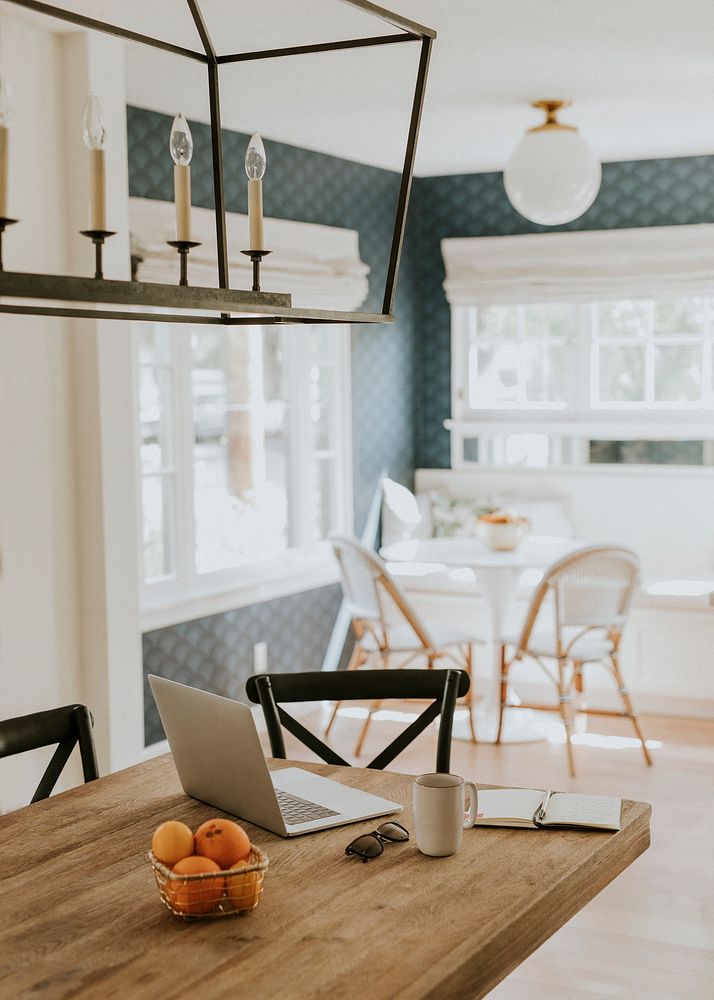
275 787 340 825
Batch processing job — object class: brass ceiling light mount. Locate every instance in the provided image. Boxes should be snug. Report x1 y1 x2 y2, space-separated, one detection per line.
528 99 577 133
0 0 436 326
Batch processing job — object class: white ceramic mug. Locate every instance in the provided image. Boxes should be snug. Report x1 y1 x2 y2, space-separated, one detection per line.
413 773 478 857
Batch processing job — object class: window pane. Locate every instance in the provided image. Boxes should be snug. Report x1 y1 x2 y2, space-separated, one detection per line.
654 298 707 337
596 300 651 339
522 303 572 338
142 475 172 579
314 458 334 539
137 322 170 364
500 433 550 467
310 363 334 451
597 345 644 402
524 343 568 403
477 305 518 340
654 344 702 402
469 343 518 406
589 440 705 465
139 366 172 473
192 328 289 573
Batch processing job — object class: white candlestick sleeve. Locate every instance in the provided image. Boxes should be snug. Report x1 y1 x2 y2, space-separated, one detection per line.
174 164 191 241
0 126 8 218
89 147 106 231
248 178 264 250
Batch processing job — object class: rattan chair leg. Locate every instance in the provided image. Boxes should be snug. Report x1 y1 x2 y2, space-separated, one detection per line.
353 650 389 756
354 699 381 757
558 659 577 777
495 645 509 744
324 644 367 739
610 654 653 766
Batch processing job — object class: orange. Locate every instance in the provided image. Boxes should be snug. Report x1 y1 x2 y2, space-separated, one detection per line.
225 857 261 912
194 818 251 869
151 820 195 866
167 855 223 915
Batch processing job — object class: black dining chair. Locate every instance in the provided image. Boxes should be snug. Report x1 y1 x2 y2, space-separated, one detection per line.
246 668 470 774
0 704 99 804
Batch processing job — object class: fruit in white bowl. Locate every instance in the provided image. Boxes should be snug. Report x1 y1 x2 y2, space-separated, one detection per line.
476 511 530 551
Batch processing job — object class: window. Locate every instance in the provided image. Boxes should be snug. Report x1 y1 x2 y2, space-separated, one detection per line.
137 322 351 613
451 296 714 468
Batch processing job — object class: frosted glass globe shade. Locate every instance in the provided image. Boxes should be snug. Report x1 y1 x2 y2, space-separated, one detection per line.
504 128 601 225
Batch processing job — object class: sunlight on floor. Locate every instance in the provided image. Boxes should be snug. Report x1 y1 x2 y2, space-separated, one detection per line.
328 705 662 751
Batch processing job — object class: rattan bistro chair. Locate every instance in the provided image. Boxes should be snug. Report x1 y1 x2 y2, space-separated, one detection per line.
246 668 469 774
0 704 99 804
497 546 652 777
330 535 480 753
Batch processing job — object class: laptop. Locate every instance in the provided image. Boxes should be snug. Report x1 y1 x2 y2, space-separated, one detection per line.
148 675 402 837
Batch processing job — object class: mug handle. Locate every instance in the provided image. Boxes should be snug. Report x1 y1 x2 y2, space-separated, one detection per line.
463 780 478 828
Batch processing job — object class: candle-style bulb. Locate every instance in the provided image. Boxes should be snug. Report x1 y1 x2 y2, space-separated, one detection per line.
82 94 106 150
245 133 266 180
0 77 12 127
170 113 193 166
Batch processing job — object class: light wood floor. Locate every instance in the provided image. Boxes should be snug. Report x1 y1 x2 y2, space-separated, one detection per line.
267 705 714 999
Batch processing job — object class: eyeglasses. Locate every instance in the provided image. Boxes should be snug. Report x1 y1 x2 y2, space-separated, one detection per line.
344 821 410 862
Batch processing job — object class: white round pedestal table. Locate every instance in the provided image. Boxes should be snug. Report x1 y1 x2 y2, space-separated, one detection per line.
382 535 580 743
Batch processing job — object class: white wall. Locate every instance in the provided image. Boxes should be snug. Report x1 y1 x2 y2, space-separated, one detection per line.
0 11 143 811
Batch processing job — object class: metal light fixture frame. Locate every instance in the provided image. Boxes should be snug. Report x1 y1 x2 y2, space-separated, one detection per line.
0 0 435 326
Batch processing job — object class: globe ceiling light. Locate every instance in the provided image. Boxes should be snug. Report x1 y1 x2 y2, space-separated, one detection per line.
503 100 601 226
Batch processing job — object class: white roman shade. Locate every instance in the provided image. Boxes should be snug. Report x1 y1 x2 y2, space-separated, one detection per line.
442 224 714 305
130 197 370 312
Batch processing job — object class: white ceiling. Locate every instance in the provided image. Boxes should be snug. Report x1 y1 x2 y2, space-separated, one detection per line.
14 0 714 175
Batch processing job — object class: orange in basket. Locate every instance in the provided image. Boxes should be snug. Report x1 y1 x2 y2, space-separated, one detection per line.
166 856 224 915
225 858 262 912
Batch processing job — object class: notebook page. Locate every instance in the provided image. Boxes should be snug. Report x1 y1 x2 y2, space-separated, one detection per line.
544 793 621 831
475 788 545 827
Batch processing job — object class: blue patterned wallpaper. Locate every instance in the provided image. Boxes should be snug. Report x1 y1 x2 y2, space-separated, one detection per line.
411 156 714 468
143 584 343 746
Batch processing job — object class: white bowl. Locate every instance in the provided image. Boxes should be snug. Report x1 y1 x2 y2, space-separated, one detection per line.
476 519 530 551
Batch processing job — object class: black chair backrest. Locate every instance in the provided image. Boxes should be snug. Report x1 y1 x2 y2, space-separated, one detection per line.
246 668 469 774
0 704 99 803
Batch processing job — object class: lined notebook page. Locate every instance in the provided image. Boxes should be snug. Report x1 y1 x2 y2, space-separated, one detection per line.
543 794 621 831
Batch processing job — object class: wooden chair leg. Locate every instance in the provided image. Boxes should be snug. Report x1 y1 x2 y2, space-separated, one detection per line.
610 654 653 766
495 645 508 744
573 661 585 713
464 643 477 744
324 644 366 739
558 659 576 777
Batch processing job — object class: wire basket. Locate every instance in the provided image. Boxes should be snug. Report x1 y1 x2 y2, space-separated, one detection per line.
149 845 269 919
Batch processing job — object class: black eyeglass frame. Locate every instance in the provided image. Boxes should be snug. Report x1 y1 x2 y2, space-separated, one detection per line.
345 821 410 862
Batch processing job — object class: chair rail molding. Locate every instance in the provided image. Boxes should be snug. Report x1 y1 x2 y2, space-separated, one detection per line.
130 197 370 312
441 223 714 306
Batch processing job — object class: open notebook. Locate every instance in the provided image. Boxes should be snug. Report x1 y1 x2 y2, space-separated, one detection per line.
475 788 621 831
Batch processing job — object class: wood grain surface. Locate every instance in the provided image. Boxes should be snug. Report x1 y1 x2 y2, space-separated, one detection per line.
0 757 650 1000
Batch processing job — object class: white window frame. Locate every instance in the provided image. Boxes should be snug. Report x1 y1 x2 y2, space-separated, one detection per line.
129 198 368 630
136 323 353 630
443 226 714 470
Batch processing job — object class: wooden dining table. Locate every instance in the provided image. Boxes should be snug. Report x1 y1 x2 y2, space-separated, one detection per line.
0 755 650 999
